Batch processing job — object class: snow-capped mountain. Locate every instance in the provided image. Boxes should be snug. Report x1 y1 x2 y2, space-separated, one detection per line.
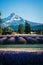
2 13 25 30
1 13 43 30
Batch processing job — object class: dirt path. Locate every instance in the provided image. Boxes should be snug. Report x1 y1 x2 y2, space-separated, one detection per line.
0 48 43 52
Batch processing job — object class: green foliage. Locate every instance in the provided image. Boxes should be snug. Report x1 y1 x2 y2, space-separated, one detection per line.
3 27 13 35
36 30 40 34
0 12 3 35
0 27 3 35
18 24 24 34
25 20 31 34
36 29 43 35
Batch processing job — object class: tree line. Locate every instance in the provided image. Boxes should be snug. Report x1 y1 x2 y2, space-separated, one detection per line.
18 22 31 34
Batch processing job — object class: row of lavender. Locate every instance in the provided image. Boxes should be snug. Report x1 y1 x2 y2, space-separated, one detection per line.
0 36 43 44
0 51 43 65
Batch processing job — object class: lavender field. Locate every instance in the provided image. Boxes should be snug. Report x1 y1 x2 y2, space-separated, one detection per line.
0 36 43 65
0 36 43 44
0 51 43 65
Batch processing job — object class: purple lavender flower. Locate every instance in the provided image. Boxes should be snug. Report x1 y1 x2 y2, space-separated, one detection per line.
0 37 7 44
0 51 43 65
17 37 27 44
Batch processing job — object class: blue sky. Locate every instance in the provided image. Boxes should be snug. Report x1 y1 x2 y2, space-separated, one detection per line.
0 0 43 23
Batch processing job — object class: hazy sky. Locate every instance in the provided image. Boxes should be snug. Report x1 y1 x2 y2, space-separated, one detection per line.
0 0 43 23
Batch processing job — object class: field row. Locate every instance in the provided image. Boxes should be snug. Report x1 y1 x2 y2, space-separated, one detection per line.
0 36 43 44
0 51 43 65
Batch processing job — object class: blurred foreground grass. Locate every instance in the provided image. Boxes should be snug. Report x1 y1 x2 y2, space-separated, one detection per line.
0 44 43 52
0 44 43 48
